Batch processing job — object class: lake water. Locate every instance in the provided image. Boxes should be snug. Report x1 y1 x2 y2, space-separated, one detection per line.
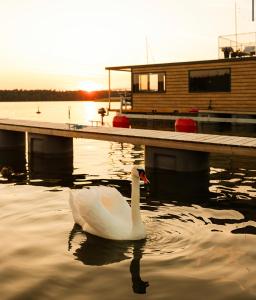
1 101 256 300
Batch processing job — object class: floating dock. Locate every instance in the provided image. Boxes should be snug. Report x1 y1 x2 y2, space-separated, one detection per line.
0 118 255 157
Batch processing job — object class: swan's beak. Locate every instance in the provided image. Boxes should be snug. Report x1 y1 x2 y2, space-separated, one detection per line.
140 173 150 184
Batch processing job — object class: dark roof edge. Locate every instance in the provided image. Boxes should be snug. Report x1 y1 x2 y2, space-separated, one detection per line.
105 56 256 71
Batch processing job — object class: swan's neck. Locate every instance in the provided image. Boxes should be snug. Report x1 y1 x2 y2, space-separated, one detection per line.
131 176 143 227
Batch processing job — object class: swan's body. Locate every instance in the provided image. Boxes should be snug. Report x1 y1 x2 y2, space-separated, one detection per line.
69 167 148 240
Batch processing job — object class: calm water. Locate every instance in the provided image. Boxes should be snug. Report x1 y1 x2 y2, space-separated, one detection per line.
1 101 256 300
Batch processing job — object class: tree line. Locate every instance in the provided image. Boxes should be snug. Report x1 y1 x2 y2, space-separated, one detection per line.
0 89 124 102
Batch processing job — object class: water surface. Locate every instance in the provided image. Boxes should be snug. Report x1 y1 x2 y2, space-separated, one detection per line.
0 101 256 300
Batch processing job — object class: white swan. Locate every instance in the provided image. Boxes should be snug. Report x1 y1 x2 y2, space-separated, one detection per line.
69 167 149 240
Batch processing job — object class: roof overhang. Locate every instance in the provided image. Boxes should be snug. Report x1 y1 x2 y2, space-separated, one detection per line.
105 66 132 72
106 56 256 72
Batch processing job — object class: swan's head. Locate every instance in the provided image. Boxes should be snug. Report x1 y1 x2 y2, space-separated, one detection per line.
131 166 149 184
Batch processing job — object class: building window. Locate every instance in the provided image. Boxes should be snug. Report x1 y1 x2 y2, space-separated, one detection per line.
189 68 231 92
133 72 166 93
139 74 148 91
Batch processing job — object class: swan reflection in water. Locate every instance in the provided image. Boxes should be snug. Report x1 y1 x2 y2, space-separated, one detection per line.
68 224 149 294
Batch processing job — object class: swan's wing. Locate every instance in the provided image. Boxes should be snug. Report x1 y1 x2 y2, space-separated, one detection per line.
96 186 131 220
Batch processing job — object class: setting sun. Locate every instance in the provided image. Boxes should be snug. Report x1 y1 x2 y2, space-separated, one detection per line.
78 81 103 92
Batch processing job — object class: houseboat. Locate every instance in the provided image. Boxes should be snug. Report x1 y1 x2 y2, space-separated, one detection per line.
106 55 256 134
106 56 256 114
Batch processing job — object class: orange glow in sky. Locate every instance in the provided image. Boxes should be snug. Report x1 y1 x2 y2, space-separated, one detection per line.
0 0 255 90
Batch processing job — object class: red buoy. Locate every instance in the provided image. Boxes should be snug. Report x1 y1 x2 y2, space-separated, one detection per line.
175 118 197 133
112 115 130 128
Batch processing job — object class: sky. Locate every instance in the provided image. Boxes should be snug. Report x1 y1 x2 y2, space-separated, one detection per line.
0 0 255 90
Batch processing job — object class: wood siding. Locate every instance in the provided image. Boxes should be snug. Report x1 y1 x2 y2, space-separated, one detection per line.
131 58 256 113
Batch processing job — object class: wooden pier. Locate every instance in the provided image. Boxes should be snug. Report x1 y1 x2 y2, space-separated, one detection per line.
0 118 256 157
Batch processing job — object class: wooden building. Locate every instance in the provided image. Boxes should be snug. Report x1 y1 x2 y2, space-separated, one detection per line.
106 56 256 114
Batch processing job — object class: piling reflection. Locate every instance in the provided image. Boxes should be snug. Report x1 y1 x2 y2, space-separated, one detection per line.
146 167 210 202
68 224 149 294
0 146 74 184
0 149 27 182
0 149 26 174
27 134 73 180
28 153 73 180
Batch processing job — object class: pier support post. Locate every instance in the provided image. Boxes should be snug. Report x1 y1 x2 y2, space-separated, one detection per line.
145 146 209 201
0 130 26 173
27 133 73 179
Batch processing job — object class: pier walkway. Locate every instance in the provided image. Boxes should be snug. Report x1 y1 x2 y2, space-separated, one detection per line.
0 118 256 157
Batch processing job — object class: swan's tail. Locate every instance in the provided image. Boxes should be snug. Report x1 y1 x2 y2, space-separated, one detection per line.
68 189 84 226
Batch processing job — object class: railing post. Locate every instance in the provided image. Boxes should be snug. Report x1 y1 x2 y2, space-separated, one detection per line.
108 69 111 111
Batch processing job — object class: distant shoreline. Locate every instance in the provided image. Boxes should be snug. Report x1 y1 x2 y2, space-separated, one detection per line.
0 90 125 102
0 98 121 103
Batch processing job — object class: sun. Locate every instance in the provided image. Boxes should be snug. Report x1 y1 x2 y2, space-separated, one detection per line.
78 81 103 92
